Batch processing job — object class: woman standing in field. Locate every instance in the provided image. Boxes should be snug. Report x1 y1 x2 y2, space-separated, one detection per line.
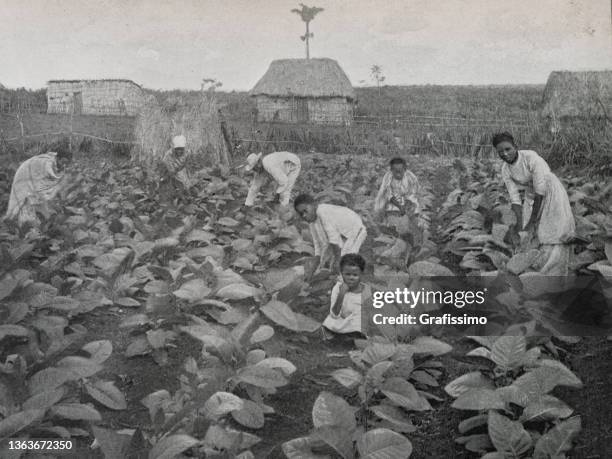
294 194 367 273
243 151 301 207
5 145 72 232
493 132 576 275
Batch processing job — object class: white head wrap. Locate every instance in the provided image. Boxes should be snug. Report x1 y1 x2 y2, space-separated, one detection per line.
172 135 186 149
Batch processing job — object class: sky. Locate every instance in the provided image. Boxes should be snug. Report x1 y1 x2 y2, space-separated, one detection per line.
1 0 611 90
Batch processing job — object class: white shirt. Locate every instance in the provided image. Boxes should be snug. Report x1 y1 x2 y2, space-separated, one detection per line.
261 151 301 194
310 203 365 256
501 150 551 205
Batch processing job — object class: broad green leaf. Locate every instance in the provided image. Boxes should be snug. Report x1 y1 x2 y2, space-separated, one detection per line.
82 340 113 364
356 428 412 458
520 395 573 422
148 434 199 459
361 343 396 365
249 325 274 344
255 357 297 376
507 249 540 275
0 325 28 341
312 392 356 431
231 399 265 429
203 424 260 450
216 283 261 300
490 335 527 370
457 414 488 434
312 425 354 459
409 336 452 356
533 416 581 459
369 405 417 433
237 365 288 388
536 359 582 388
119 314 149 328
204 392 244 419
28 367 72 395
85 381 127 410
92 426 133 459
56 356 103 378
0 409 44 438
173 279 211 302
246 349 266 365
282 436 331 459
50 403 102 422
444 372 494 398
22 387 64 411
331 368 363 389
488 411 532 455
0 275 19 301
261 300 320 332
381 377 432 411
451 389 505 411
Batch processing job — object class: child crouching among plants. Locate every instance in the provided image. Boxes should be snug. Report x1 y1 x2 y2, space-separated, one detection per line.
322 254 372 339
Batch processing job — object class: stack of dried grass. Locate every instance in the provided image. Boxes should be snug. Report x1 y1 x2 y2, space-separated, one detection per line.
132 90 230 175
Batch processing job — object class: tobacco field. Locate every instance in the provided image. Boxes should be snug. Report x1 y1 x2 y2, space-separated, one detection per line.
0 148 611 459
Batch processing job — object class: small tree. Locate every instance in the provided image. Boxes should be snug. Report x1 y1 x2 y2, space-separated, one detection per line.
371 65 386 96
291 4 324 59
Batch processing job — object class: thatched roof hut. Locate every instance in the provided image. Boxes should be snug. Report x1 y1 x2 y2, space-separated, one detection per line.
542 70 612 120
250 58 355 125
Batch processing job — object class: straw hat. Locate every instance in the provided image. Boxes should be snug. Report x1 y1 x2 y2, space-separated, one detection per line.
172 135 186 149
245 152 263 171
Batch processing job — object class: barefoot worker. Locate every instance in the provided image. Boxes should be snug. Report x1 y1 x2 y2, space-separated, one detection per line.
493 132 576 275
374 157 421 225
160 135 193 190
243 151 301 207
294 194 367 272
5 145 72 231
322 254 372 337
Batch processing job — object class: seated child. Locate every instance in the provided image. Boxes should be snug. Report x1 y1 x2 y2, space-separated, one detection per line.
322 254 372 337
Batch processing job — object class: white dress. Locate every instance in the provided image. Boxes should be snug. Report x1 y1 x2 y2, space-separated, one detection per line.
5 153 63 228
322 282 366 334
501 150 576 274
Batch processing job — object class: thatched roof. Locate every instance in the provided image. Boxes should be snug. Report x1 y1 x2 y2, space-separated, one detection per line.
542 70 612 119
250 58 355 100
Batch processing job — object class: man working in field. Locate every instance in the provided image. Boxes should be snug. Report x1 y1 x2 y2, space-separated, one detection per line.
294 194 367 273
243 151 301 207
160 135 193 191
5 145 72 233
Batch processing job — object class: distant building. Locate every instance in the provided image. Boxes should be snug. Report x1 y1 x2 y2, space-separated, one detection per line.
250 58 355 126
47 79 145 116
541 70 612 131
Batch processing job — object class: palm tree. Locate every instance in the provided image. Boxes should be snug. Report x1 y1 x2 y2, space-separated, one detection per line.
291 4 324 59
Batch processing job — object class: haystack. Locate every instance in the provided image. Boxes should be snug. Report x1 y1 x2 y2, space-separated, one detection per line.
250 58 355 125
541 70 612 120
132 92 230 174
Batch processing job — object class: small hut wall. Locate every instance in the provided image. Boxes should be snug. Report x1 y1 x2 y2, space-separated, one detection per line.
47 80 145 116
255 95 353 125
255 96 295 122
307 98 353 125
